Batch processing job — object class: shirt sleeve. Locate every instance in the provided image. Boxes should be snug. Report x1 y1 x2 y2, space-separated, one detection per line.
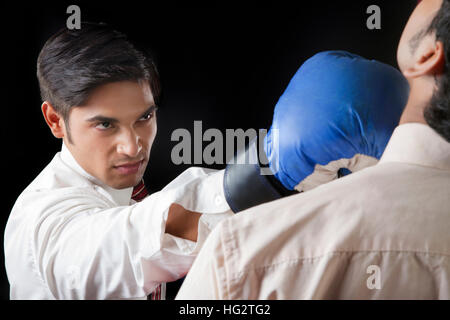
26 167 231 299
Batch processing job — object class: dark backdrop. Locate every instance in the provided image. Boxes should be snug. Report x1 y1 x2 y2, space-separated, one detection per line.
0 0 416 300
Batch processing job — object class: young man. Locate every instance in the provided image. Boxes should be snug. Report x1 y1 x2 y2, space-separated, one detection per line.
176 0 450 299
4 23 233 300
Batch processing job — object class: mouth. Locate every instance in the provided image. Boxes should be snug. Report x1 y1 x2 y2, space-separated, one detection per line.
113 159 144 175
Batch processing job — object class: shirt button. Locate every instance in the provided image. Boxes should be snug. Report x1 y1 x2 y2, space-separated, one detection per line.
214 194 223 206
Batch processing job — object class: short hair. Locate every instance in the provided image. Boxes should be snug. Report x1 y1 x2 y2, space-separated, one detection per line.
37 22 161 142
423 0 450 142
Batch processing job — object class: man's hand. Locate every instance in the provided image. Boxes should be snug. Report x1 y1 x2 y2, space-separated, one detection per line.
165 203 201 242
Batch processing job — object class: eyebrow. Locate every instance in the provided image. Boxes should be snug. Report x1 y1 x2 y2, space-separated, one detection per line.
86 105 157 123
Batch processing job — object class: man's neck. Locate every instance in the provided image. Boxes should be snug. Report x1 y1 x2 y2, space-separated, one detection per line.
399 78 434 125
399 106 428 125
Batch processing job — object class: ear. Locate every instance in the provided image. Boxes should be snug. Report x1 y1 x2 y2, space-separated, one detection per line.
403 37 445 78
41 101 65 139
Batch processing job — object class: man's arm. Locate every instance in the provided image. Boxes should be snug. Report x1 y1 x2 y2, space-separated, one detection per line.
28 168 228 299
29 189 196 299
166 203 201 242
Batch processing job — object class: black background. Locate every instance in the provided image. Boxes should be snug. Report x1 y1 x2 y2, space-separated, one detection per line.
0 0 416 300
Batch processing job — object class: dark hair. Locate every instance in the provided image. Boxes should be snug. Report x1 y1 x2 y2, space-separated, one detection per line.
37 22 161 142
423 0 450 142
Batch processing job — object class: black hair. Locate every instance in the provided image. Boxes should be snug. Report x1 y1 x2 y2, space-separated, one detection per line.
37 22 161 143
423 0 450 142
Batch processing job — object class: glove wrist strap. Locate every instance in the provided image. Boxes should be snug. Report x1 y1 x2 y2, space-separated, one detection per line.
223 140 297 213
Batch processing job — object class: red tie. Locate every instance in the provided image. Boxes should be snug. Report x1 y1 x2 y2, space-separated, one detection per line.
132 180 162 300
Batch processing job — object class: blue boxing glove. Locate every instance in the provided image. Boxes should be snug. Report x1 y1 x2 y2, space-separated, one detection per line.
224 50 410 213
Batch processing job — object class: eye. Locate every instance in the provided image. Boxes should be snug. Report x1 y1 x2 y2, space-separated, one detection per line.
140 112 154 121
96 121 112 130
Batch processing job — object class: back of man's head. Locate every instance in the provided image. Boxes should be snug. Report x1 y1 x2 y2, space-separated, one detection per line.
424 0 450 142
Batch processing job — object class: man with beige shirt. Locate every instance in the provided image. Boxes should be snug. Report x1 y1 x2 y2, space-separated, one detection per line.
177 0 450 299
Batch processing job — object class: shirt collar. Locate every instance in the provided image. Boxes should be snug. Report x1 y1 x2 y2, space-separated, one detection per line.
60 142 134 206
379 123 450 171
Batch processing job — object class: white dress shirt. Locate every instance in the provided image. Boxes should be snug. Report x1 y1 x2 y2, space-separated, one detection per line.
176 123 450 299
4 143 233 299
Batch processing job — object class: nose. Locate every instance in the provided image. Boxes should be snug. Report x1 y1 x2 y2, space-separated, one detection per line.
116 127 142 158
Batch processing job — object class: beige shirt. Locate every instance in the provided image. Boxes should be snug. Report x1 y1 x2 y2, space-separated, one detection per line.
176 123 450 299
4 143 232 299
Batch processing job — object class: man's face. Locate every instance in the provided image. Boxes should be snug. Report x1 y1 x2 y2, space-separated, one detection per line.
397 0 443 75
63 80 157 189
